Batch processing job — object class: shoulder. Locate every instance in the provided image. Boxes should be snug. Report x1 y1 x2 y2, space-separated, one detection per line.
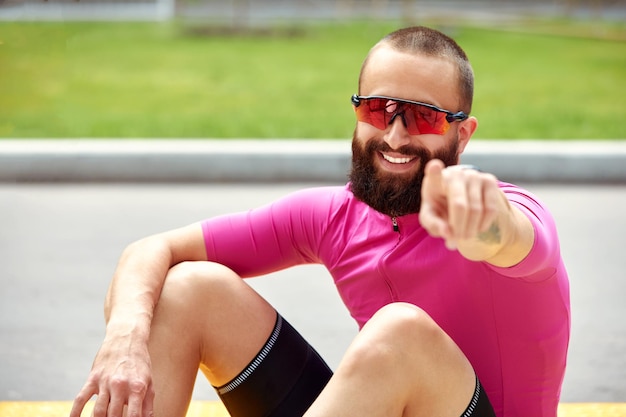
268 184 376 237
271 183 355 213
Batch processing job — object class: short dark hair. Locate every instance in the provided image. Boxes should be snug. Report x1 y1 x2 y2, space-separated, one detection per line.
359 26 474 114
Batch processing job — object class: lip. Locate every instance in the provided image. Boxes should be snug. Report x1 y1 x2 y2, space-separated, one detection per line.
377 151 419 173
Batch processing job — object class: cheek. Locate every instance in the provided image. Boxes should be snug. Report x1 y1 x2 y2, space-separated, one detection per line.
355 121 382 140
354 124 388 159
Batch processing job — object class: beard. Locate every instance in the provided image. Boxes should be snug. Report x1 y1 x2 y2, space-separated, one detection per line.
349 131 460 217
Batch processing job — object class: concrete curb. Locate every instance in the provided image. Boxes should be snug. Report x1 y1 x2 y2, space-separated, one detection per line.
1 139 625 183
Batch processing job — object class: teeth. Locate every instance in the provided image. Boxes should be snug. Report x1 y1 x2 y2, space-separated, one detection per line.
382 154 413 164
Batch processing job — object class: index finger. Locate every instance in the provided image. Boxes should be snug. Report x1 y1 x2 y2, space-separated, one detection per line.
421 159 446 198
70 383 97 417
419 159 451 240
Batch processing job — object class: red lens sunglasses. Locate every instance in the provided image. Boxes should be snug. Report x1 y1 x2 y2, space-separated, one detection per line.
352 94 468 136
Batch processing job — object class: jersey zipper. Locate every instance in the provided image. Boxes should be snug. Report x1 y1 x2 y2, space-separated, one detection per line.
379 216 402 300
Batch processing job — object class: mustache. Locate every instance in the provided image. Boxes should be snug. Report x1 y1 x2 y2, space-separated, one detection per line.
368 140 429 159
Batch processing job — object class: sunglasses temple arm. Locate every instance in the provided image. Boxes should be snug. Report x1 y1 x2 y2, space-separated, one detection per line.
446 111 469 123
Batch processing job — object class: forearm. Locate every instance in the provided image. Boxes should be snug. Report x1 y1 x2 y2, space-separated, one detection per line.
70 224 206 417
104 236 173 341
457 190 534 267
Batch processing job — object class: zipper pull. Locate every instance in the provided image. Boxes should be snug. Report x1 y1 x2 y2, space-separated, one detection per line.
392 217 399 232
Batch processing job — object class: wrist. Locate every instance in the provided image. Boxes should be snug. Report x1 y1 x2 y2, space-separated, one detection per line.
105 313 152 344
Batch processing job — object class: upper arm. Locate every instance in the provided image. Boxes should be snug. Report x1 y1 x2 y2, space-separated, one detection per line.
200 187 342 277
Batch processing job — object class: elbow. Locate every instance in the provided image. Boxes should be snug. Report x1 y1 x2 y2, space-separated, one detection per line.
102 235 171 323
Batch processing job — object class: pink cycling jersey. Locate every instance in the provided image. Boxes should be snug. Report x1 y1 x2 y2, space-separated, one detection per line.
201 182 571 417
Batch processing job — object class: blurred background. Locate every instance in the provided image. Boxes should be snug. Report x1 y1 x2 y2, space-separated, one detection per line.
1 0 626 407
2 0 625 24
1 0 625 139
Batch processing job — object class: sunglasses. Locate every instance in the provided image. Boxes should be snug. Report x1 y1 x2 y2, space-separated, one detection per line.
351 94 468 136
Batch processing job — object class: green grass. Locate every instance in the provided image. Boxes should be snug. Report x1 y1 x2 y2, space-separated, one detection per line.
0 20 624 139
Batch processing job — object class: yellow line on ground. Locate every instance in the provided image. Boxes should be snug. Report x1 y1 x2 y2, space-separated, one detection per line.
559 403 626 417
0 401 229 417
1 401 626 416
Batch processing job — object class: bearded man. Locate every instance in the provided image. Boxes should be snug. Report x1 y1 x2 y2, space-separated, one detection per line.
72 26 570 417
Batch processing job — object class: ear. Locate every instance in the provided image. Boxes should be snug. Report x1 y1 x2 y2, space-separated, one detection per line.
456 116 478 154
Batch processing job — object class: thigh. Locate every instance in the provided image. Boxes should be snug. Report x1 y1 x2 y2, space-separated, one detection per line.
305 302 479 417
151 261 278 386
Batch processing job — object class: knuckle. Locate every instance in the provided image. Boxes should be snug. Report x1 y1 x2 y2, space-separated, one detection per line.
128 410 141 417
109 375 129 390
481 172 498 185
73 392 88 404
129 378 148 394
451 198 467 211
468 201 482 214
484 197 498 210
74 380 97 402
92 400 108 416
418 215 436 234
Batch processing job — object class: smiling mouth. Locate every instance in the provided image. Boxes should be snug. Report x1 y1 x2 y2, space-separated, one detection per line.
381 153 416 164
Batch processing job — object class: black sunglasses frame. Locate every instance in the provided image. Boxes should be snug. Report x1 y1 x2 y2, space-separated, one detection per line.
351 94 469 124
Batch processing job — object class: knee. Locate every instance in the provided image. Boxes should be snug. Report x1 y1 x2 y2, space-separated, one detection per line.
368 302 441 342
348 303 444 366
340 303 475 405
157 261 243 315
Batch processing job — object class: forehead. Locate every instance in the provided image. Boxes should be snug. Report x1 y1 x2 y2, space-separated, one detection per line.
360 46 459 109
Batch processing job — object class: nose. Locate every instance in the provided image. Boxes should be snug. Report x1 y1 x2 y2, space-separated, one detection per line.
384 113 412 150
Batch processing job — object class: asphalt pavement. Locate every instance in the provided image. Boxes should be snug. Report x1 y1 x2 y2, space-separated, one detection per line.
1 180 625 403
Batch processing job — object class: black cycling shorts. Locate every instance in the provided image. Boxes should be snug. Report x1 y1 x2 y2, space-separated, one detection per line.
214 314 495 417
461 376 496 417
214 314 332 417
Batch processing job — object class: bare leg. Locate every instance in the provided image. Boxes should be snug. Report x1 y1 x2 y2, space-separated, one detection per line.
304 302 476 417
145 261 277 417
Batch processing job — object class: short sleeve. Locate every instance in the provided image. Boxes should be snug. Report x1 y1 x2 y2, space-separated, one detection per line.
201 186 345 278
486 183 562 281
